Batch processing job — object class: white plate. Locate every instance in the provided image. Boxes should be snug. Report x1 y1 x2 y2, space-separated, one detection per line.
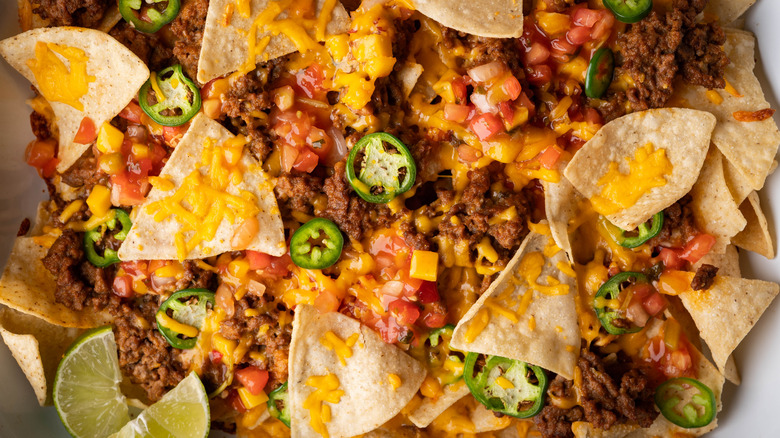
1 1 779 436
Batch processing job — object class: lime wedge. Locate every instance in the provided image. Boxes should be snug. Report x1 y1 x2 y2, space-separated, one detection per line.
110 372 210 438
53 326 129 438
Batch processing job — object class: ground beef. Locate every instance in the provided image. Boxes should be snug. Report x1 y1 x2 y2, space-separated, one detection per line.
441 28 523 74
114 296 185 401
646 195 699 249
218 291 293 388
274 170 325 215
41 229 120 312
677 21 728 89
33 0 111 28
109 22 173 71
59 151 108 189
691 263 718 290
30 111 51 140
534 349 658 438
170 0 208 80
17 218 31 237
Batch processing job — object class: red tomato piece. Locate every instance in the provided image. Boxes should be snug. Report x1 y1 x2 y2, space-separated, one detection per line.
209 350 223 363
292 147 319 173
314 290 341 314
246 250 272 270
451 77 469 104
658 248 685 271
421 310 447 328
25 139 56 168
566 25 592 45
469 113 504 141
389 299 421 325
417 281 440 304
307 127 334 159
235 366 269 396
444 103 471 123
525 42 550 66
527 65 553 86
264 253 292 277
502 75 522 101
112 275 134 298
642 291 667 317
572 7 601 27
679 234 716 264
110 172 146 206
296 64 325 98
119 102 144 124
538 146 562 170
228 389 248 412
74 117 97 144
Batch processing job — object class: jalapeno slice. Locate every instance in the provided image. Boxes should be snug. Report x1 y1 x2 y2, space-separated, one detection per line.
290 218 344 270
83 209 132 268
267 382 291 427
655 377 715 428
155 289 215 349
585 48 615 99
593 271 648 335
139 65 201 127
119 0 181 33
345 132 417 204
617 212 664 248
603 0 653 23
463 353 548 418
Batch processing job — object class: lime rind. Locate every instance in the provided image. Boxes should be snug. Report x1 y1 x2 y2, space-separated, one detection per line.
53 326 129 438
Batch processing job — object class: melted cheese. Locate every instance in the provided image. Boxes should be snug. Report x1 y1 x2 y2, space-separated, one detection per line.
26 42 95 111
303 374 345 438
319 331 359 365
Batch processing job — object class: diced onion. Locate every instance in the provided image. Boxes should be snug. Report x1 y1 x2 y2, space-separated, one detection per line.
467 61 506 83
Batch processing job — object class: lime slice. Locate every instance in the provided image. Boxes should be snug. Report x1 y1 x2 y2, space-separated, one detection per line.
53 326 129 438
110 372 210 438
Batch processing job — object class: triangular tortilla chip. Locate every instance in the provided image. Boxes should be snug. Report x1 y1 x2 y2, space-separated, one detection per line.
427 395 513 435
543 175 581 264
412 0 523 38
704 0 756 25
0 305 82 405
732 191 774 259
0 27 149 171
723 157 753 205
119 113 285 261
694 244 741 278
679 275 779 372
564 108 715 230
197 0 350 83
689 148 747 254
450 229 579 379
674 29 780 192
288 305 426 438
0 237 112 328
408 380 470 428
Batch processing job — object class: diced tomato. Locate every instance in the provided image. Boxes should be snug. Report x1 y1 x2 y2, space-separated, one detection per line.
118 102 144 124
502 75 522 101
642 291 667 316
590 11 616 40
389 299 421 325
112 275 134 298
281 144 299 172
417 281 440 304
421 309 447 328
527 65 553 86
670 349 693 372
538 146 562 170
263 253 292 277
296 64 325 99
498 101 514 123
292 147 319 173
451 77 469 104
307 127 333 159
457 145 482 163
235 366 269 395
74 117 97 144
246 250 272 270
376 316 406 344
566 25 592 45
550 37 578 55
469 113 504 141
444 103 471 123
110 172 147 206
625 298 650 327
525 42 550 66
583 107 603 125
679 234 716 264
228 389 248 412
572 7 601 26
314 290 341 313
121 261 149 278
25 138 56 169
162 125 188 147
658 247 686 271
209 350 223 363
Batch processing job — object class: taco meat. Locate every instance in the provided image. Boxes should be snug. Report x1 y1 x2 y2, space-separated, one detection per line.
33 0 112 27
170 0 209 81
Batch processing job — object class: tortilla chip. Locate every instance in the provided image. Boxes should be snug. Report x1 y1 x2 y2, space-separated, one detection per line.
119 114 285 261
723 354 741 386
694 244 741 278
732 191 774 259
450 230 579 379
689 148 747 254
288 305 426 438
0 27 149 172
408 380 470 428
471 401 513 433
543 176 581 263
0 305 81 405
704 0 756 25
572 422 638 438
723 157 753 205
674 29 780 193
563 108 714 231
412 0 523 38
679 275 779 372
398 62 424 98
197 0 350 83
0 237 112 328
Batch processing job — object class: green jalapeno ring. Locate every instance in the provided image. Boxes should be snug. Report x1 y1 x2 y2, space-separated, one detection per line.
139 65 201 127
345 132 417 204
83 209 133 268
585 48 615 99
290 218 344 270
119 0 182 33
655 377 716 428
593 271 648 335
603 0 653 23
617 212 664 248
267 382 291 427
155 289 215 350
463 352 548 419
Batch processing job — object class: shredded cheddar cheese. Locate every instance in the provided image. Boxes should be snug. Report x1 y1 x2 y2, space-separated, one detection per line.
304 374 344 438
319 331 359 366
26 42 95 111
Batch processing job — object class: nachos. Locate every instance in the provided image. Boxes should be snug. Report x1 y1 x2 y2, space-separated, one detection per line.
1 0 779 437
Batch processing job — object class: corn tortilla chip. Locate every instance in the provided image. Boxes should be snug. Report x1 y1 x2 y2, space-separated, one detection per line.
732 191 774 259
679 275 779 373
723 156 754 205
563 108 715 231
288 305 426 438
119 113 286 261
724 354 741 386
689 148 747 254
411 0 524 38
450 229 579 379
0 236 112 328
0 305 81 405
408 380 470 428
673 29 780 192
695 244 741 278
0 27 149 172
197 0 350 83
543 176 580 263
704 0 756 25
